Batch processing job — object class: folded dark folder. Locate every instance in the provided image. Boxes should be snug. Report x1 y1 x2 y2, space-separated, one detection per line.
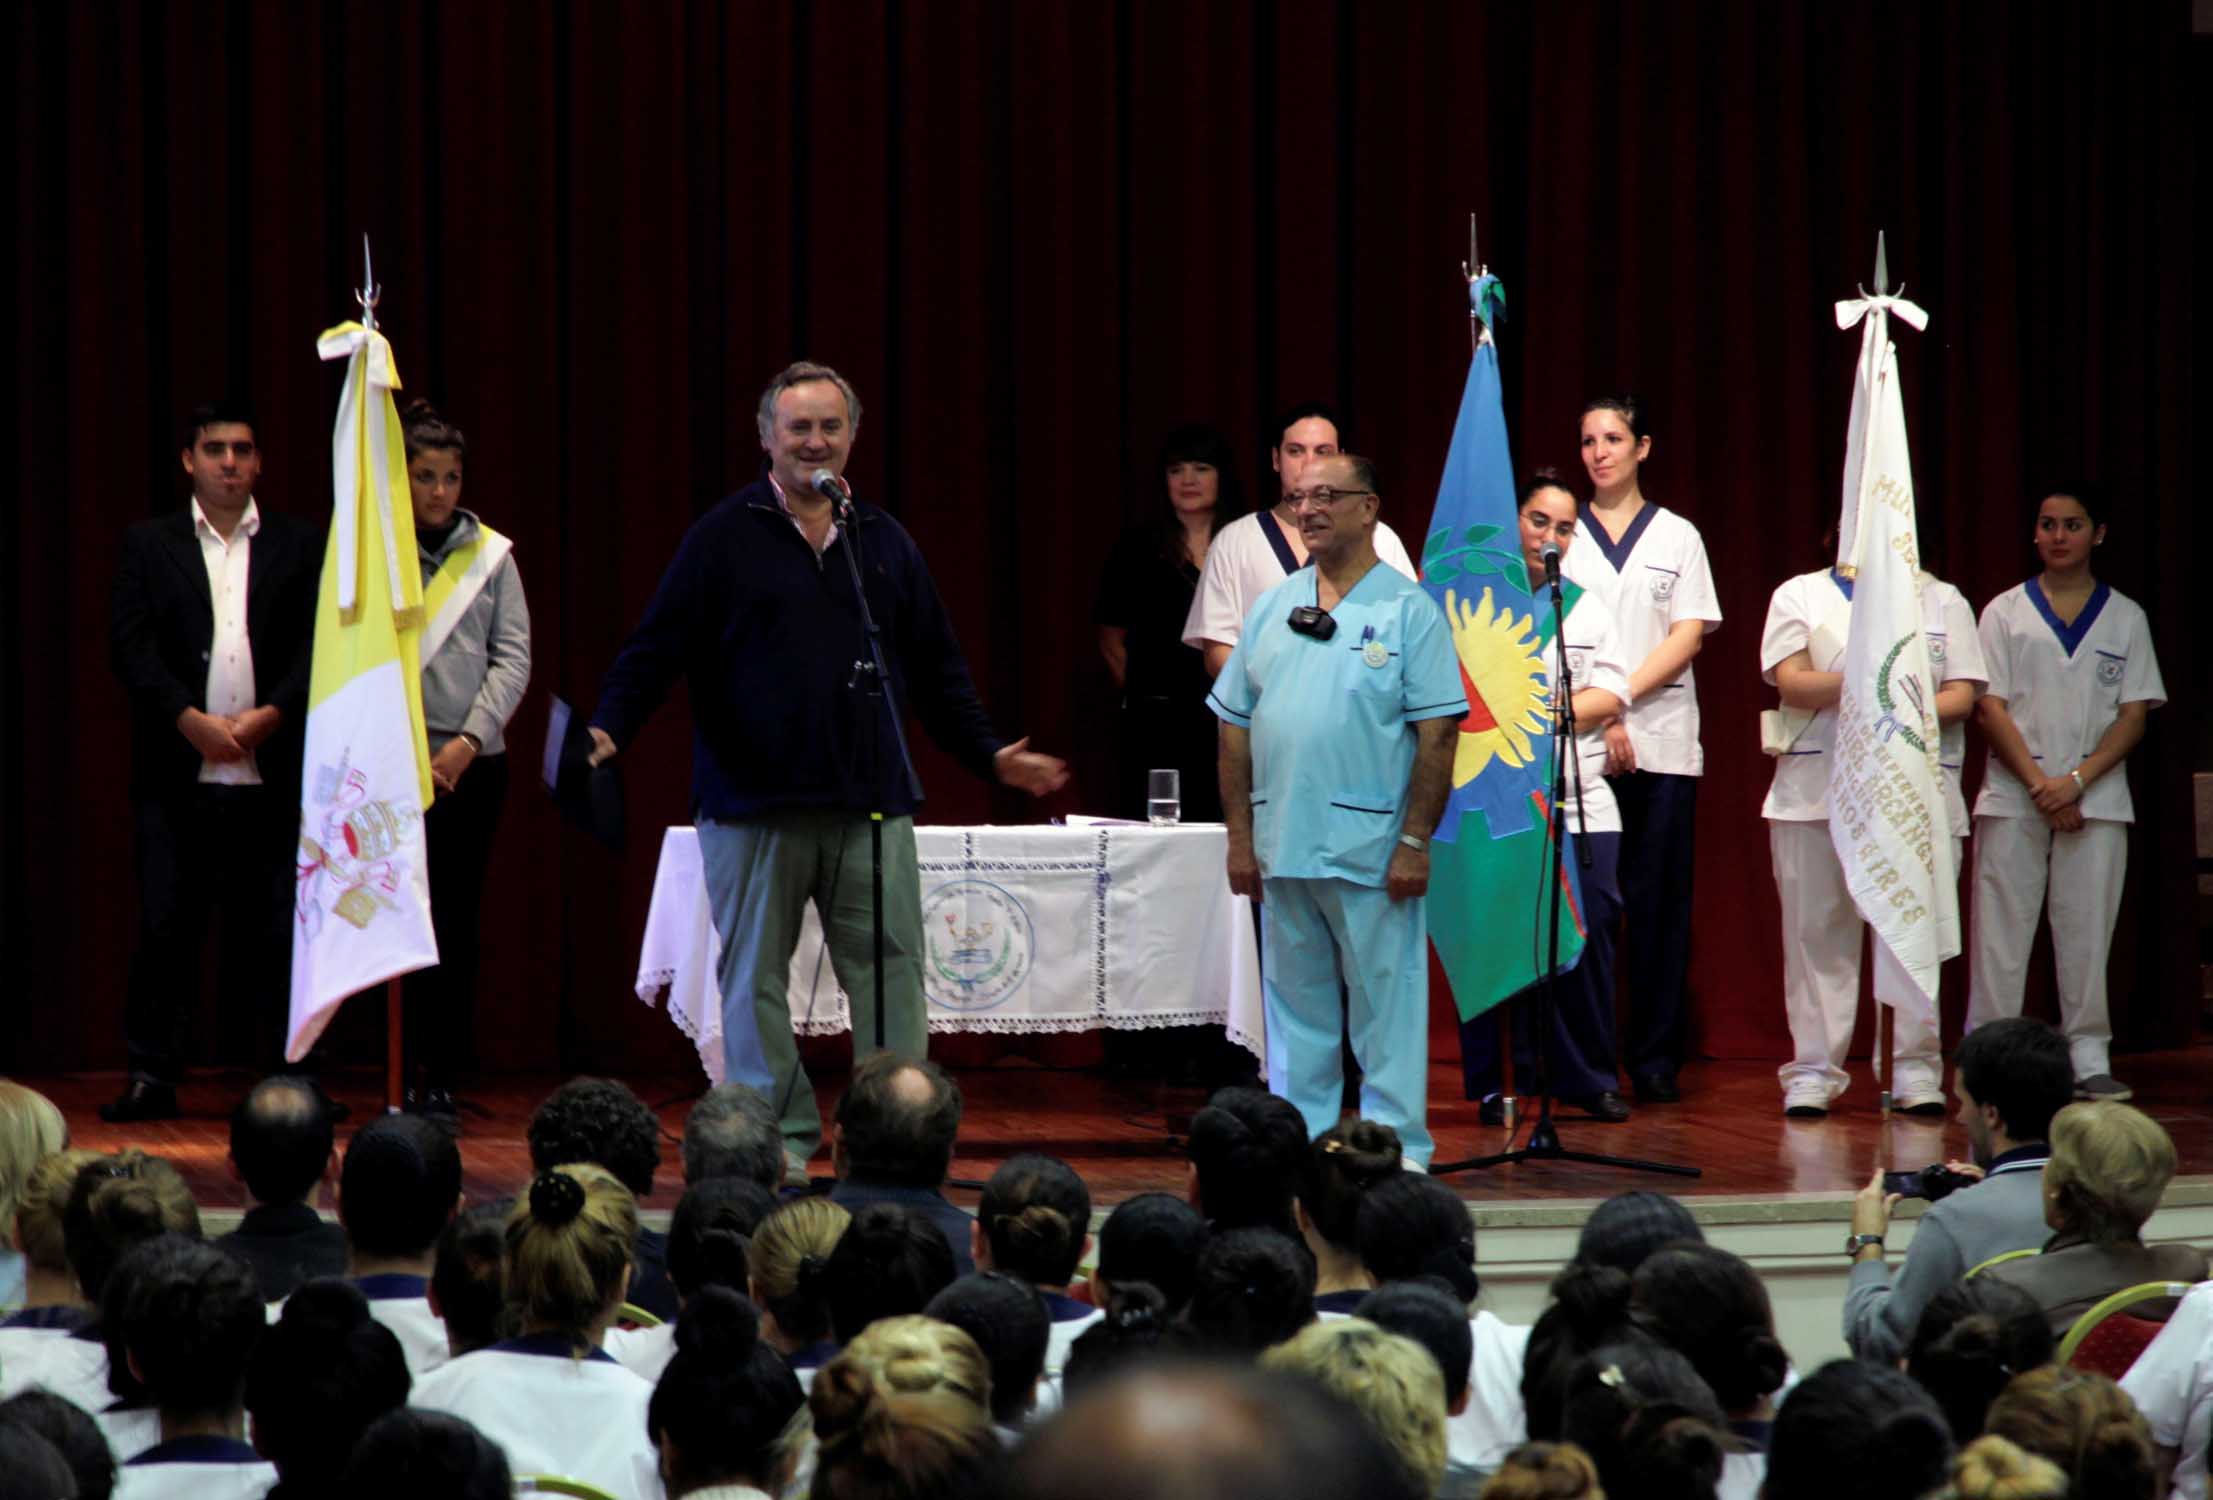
543 696 626 851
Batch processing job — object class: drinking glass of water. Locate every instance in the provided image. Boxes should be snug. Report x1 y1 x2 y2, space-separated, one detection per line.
1147 768 1181 826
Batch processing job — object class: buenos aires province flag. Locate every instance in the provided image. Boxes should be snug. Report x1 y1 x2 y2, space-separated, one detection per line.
1420 296 1586 1022
286 321 438 1060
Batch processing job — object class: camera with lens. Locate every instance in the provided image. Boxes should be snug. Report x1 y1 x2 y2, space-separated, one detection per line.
1882 1163 1974 1203
1287 605 1337 641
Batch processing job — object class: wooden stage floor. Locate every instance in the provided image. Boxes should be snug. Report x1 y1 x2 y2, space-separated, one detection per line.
25 1047 2213 1215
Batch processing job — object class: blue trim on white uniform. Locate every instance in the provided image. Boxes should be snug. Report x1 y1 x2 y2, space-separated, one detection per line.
2024 577 2110 657
1579 501 1660 573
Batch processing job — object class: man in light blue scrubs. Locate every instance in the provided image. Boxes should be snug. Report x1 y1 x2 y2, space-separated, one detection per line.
1210 453 1464 1166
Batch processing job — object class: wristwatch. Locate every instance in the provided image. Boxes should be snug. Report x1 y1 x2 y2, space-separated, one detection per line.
1844 1233 1885 1259
1398 833 1428 852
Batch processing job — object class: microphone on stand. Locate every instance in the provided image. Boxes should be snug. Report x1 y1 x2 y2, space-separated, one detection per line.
1540 541 1562 589
810 468 853 521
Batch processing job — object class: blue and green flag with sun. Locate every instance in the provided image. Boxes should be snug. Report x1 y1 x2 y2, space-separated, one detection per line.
1420 277 1587 1021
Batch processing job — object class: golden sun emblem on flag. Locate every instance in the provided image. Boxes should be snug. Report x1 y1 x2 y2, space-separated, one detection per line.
1443 586 1552 785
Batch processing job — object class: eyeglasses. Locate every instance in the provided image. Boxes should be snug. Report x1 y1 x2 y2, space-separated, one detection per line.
1286 486 1375 512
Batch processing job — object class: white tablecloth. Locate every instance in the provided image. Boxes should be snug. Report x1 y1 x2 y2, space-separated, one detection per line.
635 822 1265 1085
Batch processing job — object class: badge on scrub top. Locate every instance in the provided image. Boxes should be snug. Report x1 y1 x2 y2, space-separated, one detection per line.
1363 639 1390 668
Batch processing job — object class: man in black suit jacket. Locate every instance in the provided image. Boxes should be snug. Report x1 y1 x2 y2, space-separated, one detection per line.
215 1075 348 1299
105 401 322 1121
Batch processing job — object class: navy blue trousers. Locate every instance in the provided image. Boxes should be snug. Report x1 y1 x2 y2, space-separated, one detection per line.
1459 830 1622 1103
1612 770 1699 1082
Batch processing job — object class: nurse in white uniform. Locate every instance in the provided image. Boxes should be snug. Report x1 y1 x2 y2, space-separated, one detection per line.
1760 547 1986 1117
1561 395 1723 1104
1968 486 2164 1101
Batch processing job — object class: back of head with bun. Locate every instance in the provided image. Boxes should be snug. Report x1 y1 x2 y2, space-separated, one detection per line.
809 1357 1004 1500
1557 1339 1728 1500
1948 1433 2070 1500
1906 1278 2056 1442
823 1204 958 1346
647 1285 804 1493
1187 1087 1308 1236
504 1163 637 1348
1983 1366 2156 1500
1476 1440 1605 1500
1298 1120 1404 1251
63 1151 200 1301
1355 1173 1479 1304
1095 1192 1208 1312
1521 1262 1636 1440
1175 1227 1316 1357
1629 1242 1788 1415
1768 1359 1954 1500
747 1196 851 1347
979 1154 1091 1287
244 1277 411 1489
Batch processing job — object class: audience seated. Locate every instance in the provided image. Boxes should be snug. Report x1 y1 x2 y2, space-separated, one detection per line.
809 1366 1003 1500
2120 1277 2213 1500
645 1284 806 1499
409 1165 660 1500
0 1419 77 1500
682 1081 789 1192
1174 1226 1314 1357
1475 1441 1604 1500
109 1236 273 1499
215 1076 346 1302
1765 1359 1954 1500
337 1112 463 1376
1185 1086 1309 1237
1983 1365 2158 1500
1556 1338 1731 1500
610 1176 770 1383
1009 1361 1425 1500
973 1154 1098 1383
427 1201 510 1358
0 1389 116 1500
1296 1121 1402 1316
243 1279 411 1499
1906 1278 2056 1443
1263 1317 1449 1497
926 1273 1051 1433
1628 1241 1789 1498
1 1148 101 1332
528 1076 677 1318
1063 1281 1171 1403
833 1313 995 1414
825 1203 959 1346
1575 1189 1704 1272
0 1081 68 1311
1983 1099 2208 1339
1354 1280 1481 1496
341 1409 512 1500
1086 1191 1207 1317
829 1055 975 1276
748 1196 851 1380
1937 1434 2070 1500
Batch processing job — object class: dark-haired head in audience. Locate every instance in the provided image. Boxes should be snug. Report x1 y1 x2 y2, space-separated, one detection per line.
668 1177 771 1311
1063 1282 1172 1402
834 1054 963 1190
647 1285 806 1497
976 1153 1090 1296
1576 1190 1703 1274
825 1202 958 1345
1357 1172 1480 1305
112 1237 266 1457
220 1075 345 1301
0 1421 76 1500
1629 1242 1788 1426
1175 1226 1315 1357
1185 1086 1308 1237
927 1272 1051 1427
681 1081 785 1192
1907 1277 2056 1442
527 1076 671 1316
1954 1018 2074 1166
1984 1365 2156 1500
1556 1338 1729 1500
1767 1359 1954 1500
340 1113 462 1271
342 1409 512 1500
507 1163 640 1352
63 1150 200 1309
1089 1192 1207 1316
0 1390 114 1500
429 1201 511 1357
1297 1120 1402 1305
747 1196 851 1365
245 1279 411 1498
1522 1259 1637 1441
1357 1279 1474 1416
1011 1360 1425 1500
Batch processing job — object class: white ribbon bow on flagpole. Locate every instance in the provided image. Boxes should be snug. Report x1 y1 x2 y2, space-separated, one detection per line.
1835 290 1929 332
316 323 408 621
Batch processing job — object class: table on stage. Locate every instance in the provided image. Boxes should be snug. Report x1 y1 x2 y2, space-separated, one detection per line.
634 821 1265 1085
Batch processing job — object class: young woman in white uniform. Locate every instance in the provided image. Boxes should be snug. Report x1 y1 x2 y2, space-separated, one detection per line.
1968 486 2164 1101
409 1164 663 1500
1760 549 1986 1116
1560 395 1723 1103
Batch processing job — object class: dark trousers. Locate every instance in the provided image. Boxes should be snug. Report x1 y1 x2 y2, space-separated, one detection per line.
125 783 296 1084
1459 830 1622 1103
401 751 508 1088
1612 770 1698 1082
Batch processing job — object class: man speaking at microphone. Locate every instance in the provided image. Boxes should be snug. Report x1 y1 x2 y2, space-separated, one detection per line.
1209 453 1463 1168
587 361 1067 1175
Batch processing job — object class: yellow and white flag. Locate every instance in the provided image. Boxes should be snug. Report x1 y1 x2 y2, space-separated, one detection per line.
286 321 439 1060
1827 285 1958 1020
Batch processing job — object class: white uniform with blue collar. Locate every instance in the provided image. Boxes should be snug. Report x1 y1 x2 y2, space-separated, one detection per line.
1760 570 1987 1106
1967 580 2164 1077
1209 561 1468 1165
409 1333 663 1499
112 1435 276 1500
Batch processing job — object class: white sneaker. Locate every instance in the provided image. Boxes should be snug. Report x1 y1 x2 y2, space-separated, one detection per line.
1782 1083 1832 1119
1894 1088 1947 1116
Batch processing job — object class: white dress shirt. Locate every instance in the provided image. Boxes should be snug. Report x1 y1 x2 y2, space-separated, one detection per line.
192 496 263 785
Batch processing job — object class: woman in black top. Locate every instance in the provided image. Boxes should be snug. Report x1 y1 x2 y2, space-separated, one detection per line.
1094 423 1246 823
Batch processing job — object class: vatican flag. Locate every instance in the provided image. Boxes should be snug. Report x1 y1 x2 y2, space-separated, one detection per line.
286 320 439 1061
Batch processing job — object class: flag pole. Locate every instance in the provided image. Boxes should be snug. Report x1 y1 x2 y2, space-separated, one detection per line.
1866 228 1894 1120
356 235 407 1120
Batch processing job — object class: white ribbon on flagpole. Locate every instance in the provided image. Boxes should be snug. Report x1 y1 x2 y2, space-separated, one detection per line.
316 325 408 619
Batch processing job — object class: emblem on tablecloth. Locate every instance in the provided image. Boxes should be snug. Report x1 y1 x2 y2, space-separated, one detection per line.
921 877 1034 1010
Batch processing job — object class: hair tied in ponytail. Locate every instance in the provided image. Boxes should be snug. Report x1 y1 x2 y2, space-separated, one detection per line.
530 1170 587 1226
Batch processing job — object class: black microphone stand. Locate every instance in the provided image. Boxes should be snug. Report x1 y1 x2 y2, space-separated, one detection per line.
1432 556 1698 1179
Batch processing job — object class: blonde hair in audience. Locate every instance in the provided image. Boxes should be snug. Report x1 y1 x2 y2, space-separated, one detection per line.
2043 1101 2176 1244
17 1149 101 1272
1261 1317 1448 1497
1477 1440 1606 1500
0 1082 68 1231
838 1314 992 1414
85 1150 200 1237
1942 1434 2070 1500
1984 1366 2157 1500
749 1196 852 1297
809 1368 997 1500
504 1162 637 1347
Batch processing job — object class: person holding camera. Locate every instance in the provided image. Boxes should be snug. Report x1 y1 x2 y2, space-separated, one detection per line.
1212 453 1464 1169
1842 1018 2075 1361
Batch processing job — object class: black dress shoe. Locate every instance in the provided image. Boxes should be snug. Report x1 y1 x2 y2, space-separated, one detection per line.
1477 1094 1506 1126
99 1081 180 1124
1570 1091 1632 1123
1632 1072 1681 1104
